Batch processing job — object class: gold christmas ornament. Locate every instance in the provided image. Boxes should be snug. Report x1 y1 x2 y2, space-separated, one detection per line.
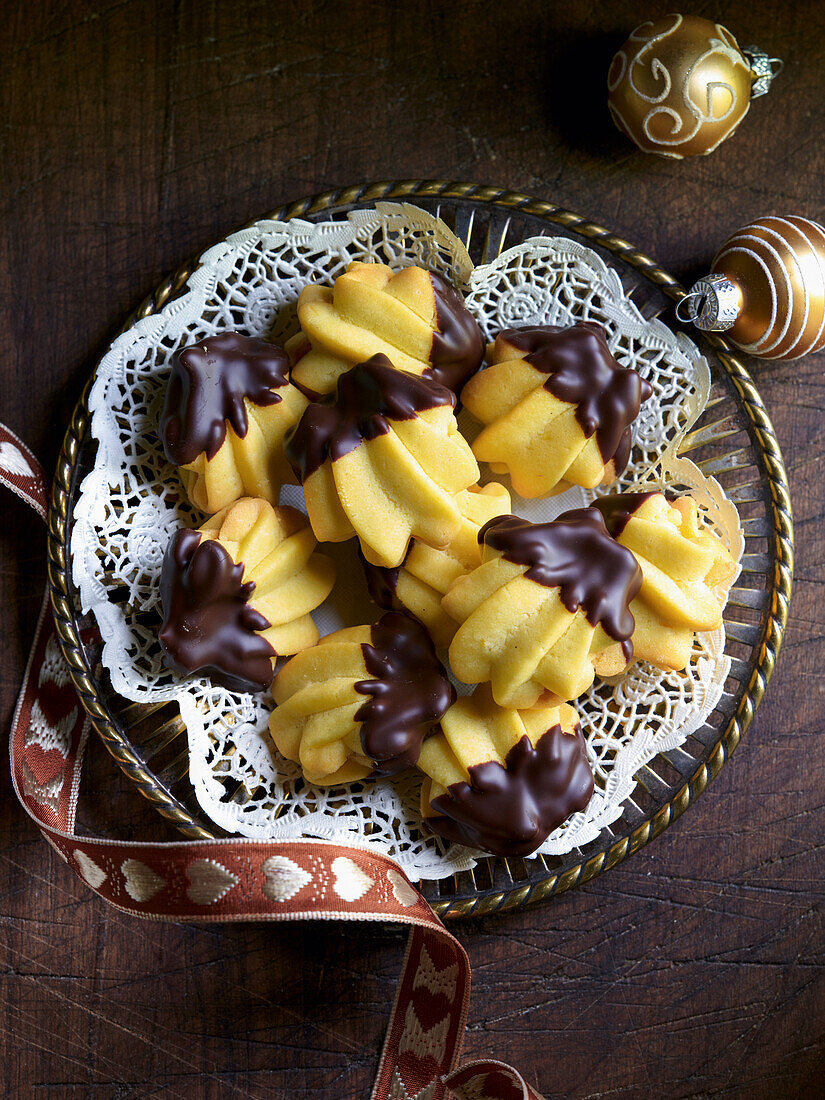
607 14 781 159
679 216 825 361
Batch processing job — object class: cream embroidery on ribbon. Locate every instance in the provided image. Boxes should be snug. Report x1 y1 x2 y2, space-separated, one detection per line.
21 760 63 813
186 859 239 905
261 855 312 903
387 869 419 908
412 943 459 1001
388 1071 440 1100
39 636 73 689
121 859 166 903
0 439 32 478
25 700 77 757
74 849 107 889
397 1002 450 1063
331 856 374 903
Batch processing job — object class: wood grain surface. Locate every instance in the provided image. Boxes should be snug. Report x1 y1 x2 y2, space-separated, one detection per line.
1 2 823 1096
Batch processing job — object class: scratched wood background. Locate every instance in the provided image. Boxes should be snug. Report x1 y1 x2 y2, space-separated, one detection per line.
1 1 823 1096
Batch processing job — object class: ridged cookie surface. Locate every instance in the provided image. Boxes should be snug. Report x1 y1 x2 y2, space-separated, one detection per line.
285 354 479 568
159 498 335 691
462 322 652 498
444 510 642 707
286 261 483 397
361 482 511 648
418 686 593 856
160 332 307 513
270 612 454 785
593 492 736 671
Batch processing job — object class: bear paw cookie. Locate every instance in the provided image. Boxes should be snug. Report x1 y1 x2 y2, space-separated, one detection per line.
160 331 308 513
286 261 484 397
443 510 642 708
159 499 335 692
269 612 455 785
418 686 593 856
461 322 653 498
284 354 479 568
593 491 736 671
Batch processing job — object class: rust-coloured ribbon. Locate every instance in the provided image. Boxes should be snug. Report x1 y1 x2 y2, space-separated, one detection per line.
1 420 545 1100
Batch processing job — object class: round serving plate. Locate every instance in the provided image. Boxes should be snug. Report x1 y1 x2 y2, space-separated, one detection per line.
47 180 793 919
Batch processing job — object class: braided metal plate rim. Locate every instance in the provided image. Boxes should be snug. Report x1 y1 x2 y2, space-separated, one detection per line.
46 179 794 917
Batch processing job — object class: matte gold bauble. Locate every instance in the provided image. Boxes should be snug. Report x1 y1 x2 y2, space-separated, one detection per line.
681 216 825 361
607 14 781 159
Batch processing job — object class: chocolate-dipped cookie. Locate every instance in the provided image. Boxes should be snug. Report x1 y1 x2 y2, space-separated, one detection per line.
159 332 308 513
418 686 593 857
362 482 511 648
285 261 483 398
284 354 479 569
269 612 455 786
592 491 736 671
461 322 653 498
159 499 335 692
443 510 642 708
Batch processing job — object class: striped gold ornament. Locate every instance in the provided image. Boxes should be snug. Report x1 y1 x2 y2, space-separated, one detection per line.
682 215 825 360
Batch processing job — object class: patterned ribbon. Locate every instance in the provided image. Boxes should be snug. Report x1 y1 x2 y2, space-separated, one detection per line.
0 421 545 1100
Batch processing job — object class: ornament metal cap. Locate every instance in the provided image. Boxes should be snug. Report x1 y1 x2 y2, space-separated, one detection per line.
743 46 784 98
676 275 742 332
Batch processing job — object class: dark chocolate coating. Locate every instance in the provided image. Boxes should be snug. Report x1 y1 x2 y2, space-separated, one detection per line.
284 353 456 483
360 549 403 614
591 491 658 538
160 332 290 467
428 272 484 392
479 511 642 653
426 722 594 856
354 612 456 776
159 529 275 693
499 322 653 476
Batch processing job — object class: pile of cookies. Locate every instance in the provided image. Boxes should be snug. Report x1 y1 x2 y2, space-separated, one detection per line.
157 261 735 858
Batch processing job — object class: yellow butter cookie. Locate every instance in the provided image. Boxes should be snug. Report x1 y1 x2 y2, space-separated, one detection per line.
286 261 483 397
159 498 335 692
361 482 511 648
443 510 642 708
285 354 479 568
418 686 593 856
592 492 736 671
160 332 307 514
462 322 652 498
270 612 455 785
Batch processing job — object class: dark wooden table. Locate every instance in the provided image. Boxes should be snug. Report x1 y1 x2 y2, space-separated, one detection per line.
1 2 822 1096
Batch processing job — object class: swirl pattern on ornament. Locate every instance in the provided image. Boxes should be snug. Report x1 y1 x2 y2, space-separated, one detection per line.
607 14 752 159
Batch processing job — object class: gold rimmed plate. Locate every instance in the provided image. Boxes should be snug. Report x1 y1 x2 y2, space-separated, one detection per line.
46 181 793 918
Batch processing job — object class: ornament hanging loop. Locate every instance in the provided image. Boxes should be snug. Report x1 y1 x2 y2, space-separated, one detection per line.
743 46 784 98
674 293 706 325
679 275 742 333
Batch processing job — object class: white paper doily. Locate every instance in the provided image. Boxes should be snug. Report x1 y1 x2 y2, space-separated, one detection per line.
71 203 741 882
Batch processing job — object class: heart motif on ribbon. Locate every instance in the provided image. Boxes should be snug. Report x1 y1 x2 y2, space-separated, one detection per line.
27 700 78 757
262 855 312 903
186 859 238 905
331 856 374 903
387 868 418 908
0 439 31 478
122 858 166 903
74 849 107 889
